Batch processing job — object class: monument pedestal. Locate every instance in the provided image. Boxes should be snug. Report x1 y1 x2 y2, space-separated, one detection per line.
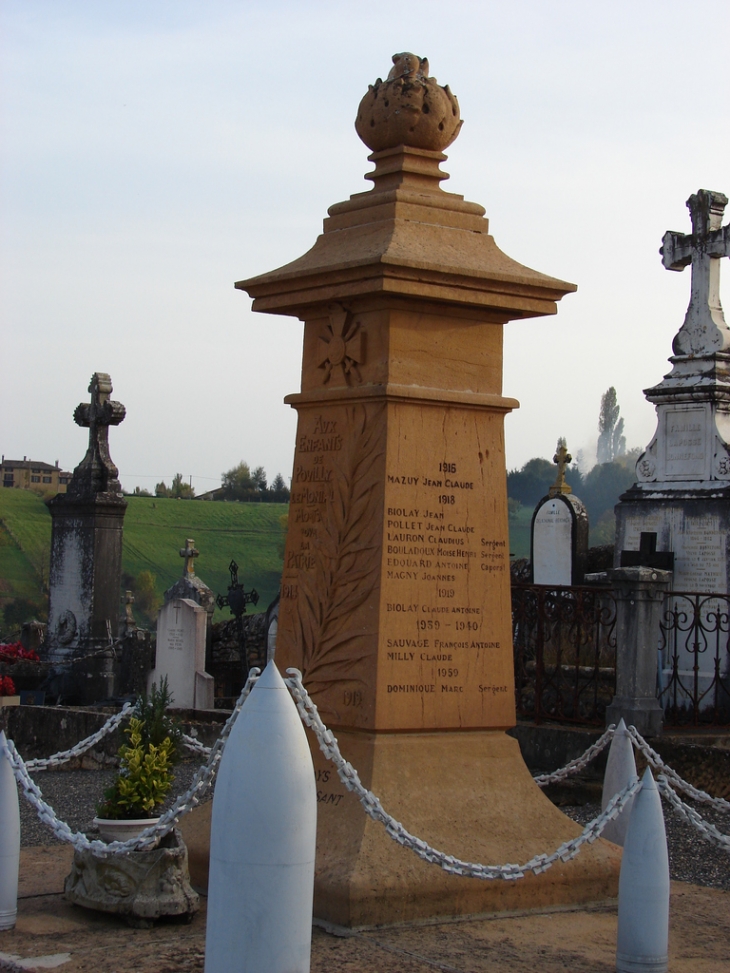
310 728 619 926
180 727 620 922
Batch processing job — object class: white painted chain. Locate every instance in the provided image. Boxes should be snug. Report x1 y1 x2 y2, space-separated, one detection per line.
25 703 134 771
532 726 616 787
8 665 730 867
1 670 261 856
284 669 641 880
657 776 730 851
627 725 730 813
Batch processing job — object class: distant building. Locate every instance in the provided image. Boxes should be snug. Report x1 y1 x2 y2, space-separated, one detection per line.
0 456 72 494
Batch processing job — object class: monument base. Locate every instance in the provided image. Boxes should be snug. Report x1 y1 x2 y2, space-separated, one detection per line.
606 696 664 738
181 728 620 926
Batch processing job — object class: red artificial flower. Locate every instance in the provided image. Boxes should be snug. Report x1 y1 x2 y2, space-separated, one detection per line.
0 676 16 696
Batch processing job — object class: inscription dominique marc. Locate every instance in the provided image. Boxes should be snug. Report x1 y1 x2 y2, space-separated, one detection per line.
382 458 507 698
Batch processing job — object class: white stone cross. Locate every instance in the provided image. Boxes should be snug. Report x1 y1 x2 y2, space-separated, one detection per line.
661 189 730 356
180 538 199 576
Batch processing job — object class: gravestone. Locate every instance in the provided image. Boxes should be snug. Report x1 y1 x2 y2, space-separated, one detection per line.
45 373 127 703
229 53 620 924
531 442 588 585
148 598 214 710
615 190 730 703
164 539 216 668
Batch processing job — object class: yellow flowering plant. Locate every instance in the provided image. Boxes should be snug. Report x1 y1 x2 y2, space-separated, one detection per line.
96 717 175 820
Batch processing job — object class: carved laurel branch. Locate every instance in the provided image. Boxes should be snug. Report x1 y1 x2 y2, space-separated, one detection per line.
295 403 385 695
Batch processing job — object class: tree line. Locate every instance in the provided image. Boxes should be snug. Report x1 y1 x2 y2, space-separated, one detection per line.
127 463 291 502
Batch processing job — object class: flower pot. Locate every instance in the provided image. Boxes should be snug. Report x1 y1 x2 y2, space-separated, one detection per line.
93 817 160 843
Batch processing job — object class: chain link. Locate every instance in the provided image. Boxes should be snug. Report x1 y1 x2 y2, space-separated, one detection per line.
1 670 260 856
532 726 616 787
6 666 730 869
25 703 134 772
285 669 641 880
627 725 730 813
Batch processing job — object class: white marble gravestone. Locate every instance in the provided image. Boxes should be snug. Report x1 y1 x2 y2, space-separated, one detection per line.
149 598 214 710
531 442 588 585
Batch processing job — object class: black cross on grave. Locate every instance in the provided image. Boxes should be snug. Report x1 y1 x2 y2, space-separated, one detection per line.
661 189 730 357
68 372 126 497
216 560 259 678
619 532 674 572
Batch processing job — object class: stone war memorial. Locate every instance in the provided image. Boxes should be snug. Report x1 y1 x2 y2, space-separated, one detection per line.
531 440 588 585
230 52 621 924
44 372 127 703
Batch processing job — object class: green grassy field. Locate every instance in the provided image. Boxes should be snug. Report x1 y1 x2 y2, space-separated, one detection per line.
0 490 287 626
508 505 532 560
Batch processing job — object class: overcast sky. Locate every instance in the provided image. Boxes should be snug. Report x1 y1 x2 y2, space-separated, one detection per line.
2 1 729 494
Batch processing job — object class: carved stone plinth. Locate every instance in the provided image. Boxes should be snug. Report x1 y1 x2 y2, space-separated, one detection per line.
64 829 199 925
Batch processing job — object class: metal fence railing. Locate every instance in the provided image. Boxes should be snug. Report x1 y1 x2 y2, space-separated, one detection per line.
659 591 730 726
511 584 617 726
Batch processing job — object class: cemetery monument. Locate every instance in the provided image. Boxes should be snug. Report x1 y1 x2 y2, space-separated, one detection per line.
616 189 730 592
228 52 621 923
45 373 127 703
614 190 730 707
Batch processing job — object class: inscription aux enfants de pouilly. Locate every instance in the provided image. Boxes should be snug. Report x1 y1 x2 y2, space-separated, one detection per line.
281 411 509 712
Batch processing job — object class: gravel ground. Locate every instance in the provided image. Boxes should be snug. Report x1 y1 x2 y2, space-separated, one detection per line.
18 756 207 847
17 757 730 891
563 801 730 891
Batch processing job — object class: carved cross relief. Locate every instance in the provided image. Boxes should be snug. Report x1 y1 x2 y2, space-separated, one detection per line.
317 305 364 384
69 372 126 496
661 189 730 356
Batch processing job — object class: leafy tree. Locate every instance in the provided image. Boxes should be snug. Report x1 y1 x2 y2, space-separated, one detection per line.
507 457 567 507
221 461 257 502
597 387 626 464
126 486 153 498
252 466 267 500
580 461 636 526
135 570 160 623
2 597 46 634
155 474 194 499
269 473 290 503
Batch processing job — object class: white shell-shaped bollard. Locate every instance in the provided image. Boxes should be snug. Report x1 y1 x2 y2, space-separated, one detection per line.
0 730 20 930
204 661 317 973
616 768 669 973
601 718 638 846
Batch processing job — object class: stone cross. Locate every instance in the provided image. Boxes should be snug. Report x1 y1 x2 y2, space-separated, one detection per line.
124 590 136 626
68 372 126 497
661 189 730 356
180 538 199 576
548 441 572 497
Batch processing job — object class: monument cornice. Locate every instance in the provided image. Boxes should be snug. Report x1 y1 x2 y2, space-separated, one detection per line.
237 146 575 321
285 383 519 412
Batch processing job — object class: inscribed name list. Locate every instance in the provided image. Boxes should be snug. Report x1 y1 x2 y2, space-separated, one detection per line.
276 399 515 732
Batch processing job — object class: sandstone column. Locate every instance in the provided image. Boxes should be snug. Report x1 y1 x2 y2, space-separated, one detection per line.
235 53 621 925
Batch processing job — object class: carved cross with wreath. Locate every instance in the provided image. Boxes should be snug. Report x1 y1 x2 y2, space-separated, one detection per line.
317 305 364 384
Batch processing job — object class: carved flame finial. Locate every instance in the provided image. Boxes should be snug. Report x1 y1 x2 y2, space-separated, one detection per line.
355 53 462 153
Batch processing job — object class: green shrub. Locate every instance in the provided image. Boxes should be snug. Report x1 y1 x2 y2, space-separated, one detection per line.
97 717 175 820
